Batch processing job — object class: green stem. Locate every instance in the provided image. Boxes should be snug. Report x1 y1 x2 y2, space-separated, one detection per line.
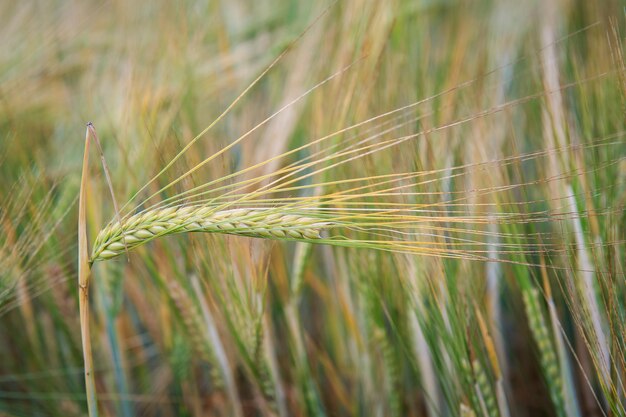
79 123 98 417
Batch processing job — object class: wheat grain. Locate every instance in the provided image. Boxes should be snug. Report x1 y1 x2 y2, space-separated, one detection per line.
91 207 330 262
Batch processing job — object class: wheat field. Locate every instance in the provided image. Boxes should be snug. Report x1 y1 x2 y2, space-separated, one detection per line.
1 1 625 416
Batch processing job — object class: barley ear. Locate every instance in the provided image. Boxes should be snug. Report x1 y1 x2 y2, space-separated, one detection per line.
79 123 98 417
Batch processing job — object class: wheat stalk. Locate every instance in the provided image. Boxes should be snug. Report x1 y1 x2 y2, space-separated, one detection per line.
91 207 331 262
79 125 98 417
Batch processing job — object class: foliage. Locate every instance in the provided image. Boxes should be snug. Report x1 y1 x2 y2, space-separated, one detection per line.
0 1 625 416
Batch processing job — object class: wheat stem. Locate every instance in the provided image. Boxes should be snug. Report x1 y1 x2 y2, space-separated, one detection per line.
79 125 98 417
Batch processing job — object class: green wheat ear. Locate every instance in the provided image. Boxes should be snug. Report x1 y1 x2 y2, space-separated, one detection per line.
91 206 331 262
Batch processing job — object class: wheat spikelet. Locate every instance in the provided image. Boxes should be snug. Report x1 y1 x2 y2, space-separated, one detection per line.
91 206 330 262
522 289 565 416
166 279 223 387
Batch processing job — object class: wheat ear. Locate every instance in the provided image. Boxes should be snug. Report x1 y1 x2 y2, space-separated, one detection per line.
91 207 331 262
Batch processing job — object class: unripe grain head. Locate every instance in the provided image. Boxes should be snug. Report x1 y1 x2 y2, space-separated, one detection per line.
91 207 330 262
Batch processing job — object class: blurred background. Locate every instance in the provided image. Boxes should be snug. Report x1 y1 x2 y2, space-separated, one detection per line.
1 0 625 416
